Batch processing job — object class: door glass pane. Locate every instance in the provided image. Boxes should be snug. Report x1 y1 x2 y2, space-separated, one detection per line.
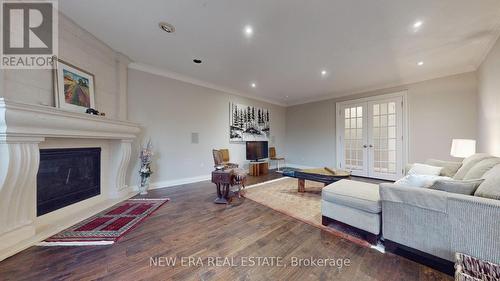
388 163 396 173
388 102 396 114
388 127 396 138
388 114 395 126
388 139 396 150
344 106 363 171
380 115 387 127
389 151 396 162
380 139 387 149
372 102 398 176
381 128 387 138
357 107 363 117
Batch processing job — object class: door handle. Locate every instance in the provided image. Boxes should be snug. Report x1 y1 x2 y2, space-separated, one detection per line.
363 145 368 148
369 145 374 148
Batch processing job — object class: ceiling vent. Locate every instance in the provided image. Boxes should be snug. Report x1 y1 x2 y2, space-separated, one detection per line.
159 22 175 33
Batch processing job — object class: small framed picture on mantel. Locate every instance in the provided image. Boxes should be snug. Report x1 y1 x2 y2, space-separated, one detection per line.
54 59 95 113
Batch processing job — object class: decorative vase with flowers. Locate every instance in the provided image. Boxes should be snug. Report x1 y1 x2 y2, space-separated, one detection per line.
139 139 153 195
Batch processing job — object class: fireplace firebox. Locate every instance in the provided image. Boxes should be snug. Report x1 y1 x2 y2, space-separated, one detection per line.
37 148 101 216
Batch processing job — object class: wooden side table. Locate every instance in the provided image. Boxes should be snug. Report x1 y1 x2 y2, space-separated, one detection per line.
249 161 269 176
211 170 232 204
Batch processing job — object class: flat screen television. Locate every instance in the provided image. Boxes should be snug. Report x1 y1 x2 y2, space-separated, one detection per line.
246 141 268 161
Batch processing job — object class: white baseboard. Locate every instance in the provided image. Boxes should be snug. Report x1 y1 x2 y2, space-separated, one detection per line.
132 164 313 192
131 175 211 191
284 163 315 169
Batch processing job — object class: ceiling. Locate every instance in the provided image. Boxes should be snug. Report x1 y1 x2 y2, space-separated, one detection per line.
59 0 500 106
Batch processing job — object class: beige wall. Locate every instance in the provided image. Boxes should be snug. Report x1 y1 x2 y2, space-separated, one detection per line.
1 14 129 120
286 100 336 167
477 37 500 156
285 72 478 167
126 69 286 187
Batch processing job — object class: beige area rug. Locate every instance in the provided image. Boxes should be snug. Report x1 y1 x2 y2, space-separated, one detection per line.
244 177 372 248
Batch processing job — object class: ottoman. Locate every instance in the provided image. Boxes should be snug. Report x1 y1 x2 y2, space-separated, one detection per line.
321 179 381 243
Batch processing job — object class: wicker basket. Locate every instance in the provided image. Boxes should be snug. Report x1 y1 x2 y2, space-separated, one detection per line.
455 253 500 281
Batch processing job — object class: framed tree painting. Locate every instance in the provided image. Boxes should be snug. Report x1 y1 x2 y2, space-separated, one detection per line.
230 102 270 142
54 59 95 113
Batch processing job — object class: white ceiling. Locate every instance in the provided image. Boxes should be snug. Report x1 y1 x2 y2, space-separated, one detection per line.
59 0 500 106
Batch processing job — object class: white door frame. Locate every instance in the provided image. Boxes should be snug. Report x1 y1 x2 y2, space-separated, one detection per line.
337 101 369 177
335 91 409 179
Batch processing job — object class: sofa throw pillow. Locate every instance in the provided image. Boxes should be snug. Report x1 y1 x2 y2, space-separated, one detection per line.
474 164 500 200
395 174 451 188
454 153 494 180
408 163 443 176
425 159 462 177
428 179 484 195
463 158 500 180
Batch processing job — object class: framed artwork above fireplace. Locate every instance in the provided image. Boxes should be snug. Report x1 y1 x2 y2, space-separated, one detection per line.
54 59 96 113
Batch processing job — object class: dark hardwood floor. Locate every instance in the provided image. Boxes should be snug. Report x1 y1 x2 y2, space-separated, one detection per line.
0 171 451 281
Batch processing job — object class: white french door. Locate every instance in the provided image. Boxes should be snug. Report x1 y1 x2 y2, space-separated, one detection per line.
337 93 406 180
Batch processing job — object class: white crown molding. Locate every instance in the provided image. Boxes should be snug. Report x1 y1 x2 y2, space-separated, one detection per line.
285 68 477 107
128 62 287 107
129 62 479 108
474 21 500 70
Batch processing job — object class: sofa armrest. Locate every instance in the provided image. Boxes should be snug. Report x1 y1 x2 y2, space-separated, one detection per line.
380 183 452 260
448 194 500 263
379 183 449 213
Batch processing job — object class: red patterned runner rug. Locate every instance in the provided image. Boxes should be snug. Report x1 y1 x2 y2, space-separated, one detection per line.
38 198 169 246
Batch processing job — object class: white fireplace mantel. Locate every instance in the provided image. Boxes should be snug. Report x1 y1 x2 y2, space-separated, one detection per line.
0 98 141 260
0 98 140 141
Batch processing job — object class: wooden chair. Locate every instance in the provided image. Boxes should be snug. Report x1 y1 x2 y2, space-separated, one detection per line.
269 147 285 172
212 149 238 169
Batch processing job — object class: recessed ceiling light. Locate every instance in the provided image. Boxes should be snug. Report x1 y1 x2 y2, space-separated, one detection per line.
193 59 202 64
250 82 257 88
413 21 423 28
285 95 289 98
417 61 424 66
321 70 327 76
244 25 254 37
413 20 423 31
159 22 175 33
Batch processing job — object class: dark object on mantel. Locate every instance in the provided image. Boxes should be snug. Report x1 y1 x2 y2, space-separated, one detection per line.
86 108 99 115
85 108 106 116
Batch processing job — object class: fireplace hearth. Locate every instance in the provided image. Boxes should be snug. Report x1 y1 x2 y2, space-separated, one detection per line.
37 148 101 216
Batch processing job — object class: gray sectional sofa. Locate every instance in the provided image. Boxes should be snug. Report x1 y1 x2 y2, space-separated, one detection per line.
322 153 500 265
381 153 500 264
